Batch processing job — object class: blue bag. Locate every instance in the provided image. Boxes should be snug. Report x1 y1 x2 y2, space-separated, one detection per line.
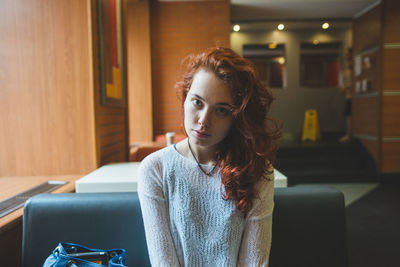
43 242 126 267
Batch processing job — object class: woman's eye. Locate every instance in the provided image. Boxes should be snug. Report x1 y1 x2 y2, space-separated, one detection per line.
215 107 230 117
193 99 203 107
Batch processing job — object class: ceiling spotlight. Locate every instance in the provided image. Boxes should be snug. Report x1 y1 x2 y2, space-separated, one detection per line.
313 39 320 45
277 24 285 31
233 24 240 32
322 22 330 29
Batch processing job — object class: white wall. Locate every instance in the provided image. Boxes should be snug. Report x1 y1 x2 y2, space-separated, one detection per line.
231 28 352 139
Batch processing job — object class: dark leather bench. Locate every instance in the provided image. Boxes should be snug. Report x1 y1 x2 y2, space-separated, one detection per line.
22 185 347 267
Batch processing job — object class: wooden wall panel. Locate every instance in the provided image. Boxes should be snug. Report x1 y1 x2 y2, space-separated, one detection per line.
98 122 126 135
90 0 128 166
381 142 400 172
353 4 382 54
383 0 400 43
382 49 400 91
98 119 127 164
381 0 400 174
351 3 385 173
352 97 380 137
126 0 153 144
100 140 127 159
382 95 400 136
150 0 230 136
97 113 126 124
0 0 96 176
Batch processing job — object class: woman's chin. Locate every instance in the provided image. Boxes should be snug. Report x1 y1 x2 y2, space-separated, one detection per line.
190 134 212 146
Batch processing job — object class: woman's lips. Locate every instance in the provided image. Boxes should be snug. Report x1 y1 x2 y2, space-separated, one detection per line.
194 130 210 138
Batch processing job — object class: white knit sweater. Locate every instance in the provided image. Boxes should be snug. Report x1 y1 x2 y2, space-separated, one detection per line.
138 145 274 267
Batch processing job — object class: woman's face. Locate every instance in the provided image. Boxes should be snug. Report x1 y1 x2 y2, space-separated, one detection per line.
184 69 234 149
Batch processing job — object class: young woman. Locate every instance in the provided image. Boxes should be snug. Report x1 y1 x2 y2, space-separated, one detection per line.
138 47 281 266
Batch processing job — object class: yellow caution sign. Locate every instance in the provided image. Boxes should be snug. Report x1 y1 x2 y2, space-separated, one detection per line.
302 109 321 142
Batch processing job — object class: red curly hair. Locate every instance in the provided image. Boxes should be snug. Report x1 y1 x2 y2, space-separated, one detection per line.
175 47 281 214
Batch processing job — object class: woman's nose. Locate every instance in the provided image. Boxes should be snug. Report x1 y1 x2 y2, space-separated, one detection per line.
198 107 212 127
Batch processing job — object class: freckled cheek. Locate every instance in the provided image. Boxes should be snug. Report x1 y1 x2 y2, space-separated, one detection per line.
184 104 198 128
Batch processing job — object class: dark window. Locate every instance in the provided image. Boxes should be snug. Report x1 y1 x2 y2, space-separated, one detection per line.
243 44 286 89
300 42 341 87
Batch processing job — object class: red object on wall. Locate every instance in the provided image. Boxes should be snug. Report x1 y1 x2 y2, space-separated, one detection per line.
108 0 119 68
326 61 339 87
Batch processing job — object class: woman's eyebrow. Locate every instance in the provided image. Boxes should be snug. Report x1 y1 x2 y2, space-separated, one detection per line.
190 93 205 101
190 93 233 108
216 103 234 109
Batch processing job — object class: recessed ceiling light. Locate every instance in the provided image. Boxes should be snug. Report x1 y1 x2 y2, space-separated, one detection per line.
277 24 285 31
233 24 240 32
313 39 319 45
322 22 330 29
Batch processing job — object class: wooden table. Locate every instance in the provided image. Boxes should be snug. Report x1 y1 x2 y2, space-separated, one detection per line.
0 174 82 233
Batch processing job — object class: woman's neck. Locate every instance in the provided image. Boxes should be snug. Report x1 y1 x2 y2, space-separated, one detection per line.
177 138 216 165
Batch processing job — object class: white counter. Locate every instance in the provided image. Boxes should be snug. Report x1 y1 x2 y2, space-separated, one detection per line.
76 162 141 193
76 162 288 193
274 169 288 188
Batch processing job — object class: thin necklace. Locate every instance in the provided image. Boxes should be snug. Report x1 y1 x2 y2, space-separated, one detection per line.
187 138 217 176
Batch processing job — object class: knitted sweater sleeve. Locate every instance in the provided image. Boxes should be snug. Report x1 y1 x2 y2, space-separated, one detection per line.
137 153 180 267
237 169 275 267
